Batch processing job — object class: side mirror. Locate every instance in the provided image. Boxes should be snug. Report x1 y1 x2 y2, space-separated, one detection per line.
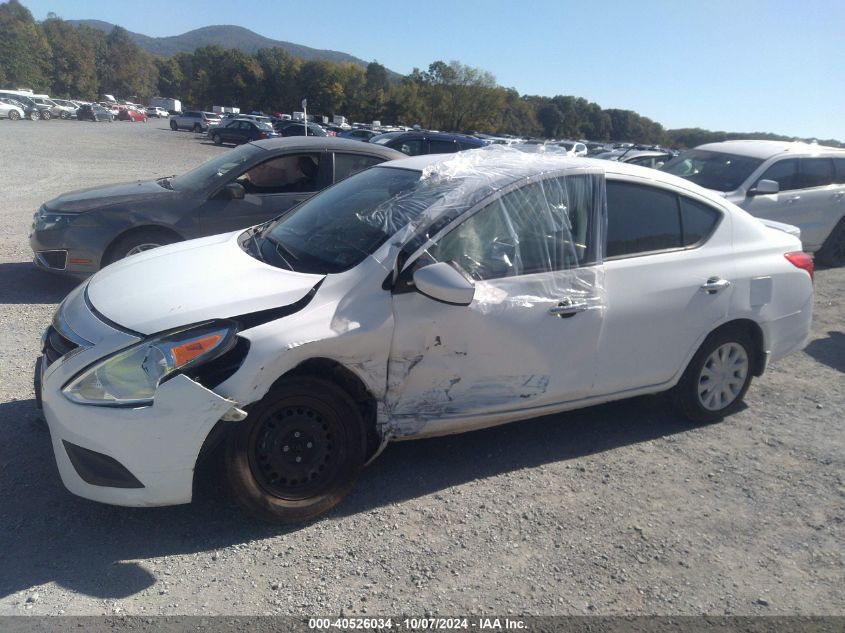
222 182 245 200
412 261 475 306
749 179 779 196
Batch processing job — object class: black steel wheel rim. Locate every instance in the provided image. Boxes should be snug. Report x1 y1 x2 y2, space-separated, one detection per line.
248 401 346 501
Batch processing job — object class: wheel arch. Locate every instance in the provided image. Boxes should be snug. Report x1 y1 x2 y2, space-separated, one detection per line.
702 318 767 377
101 225 185 267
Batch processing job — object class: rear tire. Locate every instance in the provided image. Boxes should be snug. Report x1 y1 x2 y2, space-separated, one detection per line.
225 376 366 524
28 111 39 121
815 218 845 267
212 133 222 145
193 123 201 132
60 111 70 120
8 110 20 121
170 120 178 131
672 327 755 423
40 110 51 120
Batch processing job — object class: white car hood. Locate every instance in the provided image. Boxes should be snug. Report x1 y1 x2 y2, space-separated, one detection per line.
87 231 324 335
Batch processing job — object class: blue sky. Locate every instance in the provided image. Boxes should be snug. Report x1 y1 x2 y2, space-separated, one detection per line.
21 0 845 140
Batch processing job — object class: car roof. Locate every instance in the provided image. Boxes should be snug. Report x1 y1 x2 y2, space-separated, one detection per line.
248 136 407 159
695 140 845 159
381 146 733 207
387 131 486 144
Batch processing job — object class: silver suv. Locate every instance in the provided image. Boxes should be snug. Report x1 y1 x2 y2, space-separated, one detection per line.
662 140 845 265
169 110 221 132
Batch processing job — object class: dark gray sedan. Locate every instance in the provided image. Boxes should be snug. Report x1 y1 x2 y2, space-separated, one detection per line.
30 138 405 277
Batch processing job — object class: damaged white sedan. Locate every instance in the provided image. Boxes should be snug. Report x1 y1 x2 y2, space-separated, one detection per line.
37 146 814 523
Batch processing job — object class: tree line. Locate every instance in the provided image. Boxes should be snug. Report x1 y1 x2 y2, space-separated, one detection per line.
1 0 840 148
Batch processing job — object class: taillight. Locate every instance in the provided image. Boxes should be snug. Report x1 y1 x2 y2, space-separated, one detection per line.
259 132 268 139
785 251 814 282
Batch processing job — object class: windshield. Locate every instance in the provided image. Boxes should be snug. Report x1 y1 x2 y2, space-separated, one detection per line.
255 166 453 274
170 143 265 191
660 149 764 192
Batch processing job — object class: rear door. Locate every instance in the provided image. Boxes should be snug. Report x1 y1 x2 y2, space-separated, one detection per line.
596 178 733 393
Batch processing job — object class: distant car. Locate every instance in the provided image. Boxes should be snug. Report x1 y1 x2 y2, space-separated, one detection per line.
370 131 487 156
77 104 114 122
118 108 147 122
211 120 280 145
339 128 379 142
661 140 845 265
51 99 80 118
555 141 588 156
30 137 406 276
170 110 221 132
274 121 329 137
146 106 169 118
0 99 24 120
0 93 42 120
594 149 675 169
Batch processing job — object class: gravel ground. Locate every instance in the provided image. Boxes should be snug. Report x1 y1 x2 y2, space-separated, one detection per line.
0 120 842 617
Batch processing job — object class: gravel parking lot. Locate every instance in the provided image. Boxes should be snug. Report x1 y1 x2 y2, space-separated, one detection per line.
0 120 842 617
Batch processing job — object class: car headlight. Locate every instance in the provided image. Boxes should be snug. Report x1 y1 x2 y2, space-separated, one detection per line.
36 205 79 230
62 322 237 407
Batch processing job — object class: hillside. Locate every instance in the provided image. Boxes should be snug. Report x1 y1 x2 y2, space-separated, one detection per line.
67 20 391 71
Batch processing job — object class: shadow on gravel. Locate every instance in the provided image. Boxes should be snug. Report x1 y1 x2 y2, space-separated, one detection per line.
0 393 707 601
0 262 80 305
804 331 845 373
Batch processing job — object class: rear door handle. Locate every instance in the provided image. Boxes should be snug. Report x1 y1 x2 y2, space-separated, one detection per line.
786 195 801 204
700 277 731 294
549 298 589 318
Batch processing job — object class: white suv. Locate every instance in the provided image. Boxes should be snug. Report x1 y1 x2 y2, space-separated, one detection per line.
661 140 845 265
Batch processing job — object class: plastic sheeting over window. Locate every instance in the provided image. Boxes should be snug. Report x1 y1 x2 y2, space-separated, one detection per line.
370 145 607 313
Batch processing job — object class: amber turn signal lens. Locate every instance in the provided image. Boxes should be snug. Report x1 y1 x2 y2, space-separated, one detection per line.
171 334 223 366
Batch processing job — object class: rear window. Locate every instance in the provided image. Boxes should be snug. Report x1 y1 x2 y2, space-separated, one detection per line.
800 158 834 188
606 182 681 257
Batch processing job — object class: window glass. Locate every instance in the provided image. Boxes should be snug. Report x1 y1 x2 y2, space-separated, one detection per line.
680 196 720 246
432 175 595 280
800 158 834 188
834 158 845 184
758 159 798 191
334 154 384 182
606 181 682 257
238 153 321 194
396 139 425 156
429 140 458 153
660 150 763 192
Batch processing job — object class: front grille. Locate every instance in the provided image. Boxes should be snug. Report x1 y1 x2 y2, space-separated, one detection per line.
43 325 79 368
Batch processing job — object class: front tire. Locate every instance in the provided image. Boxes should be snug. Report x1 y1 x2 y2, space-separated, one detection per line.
225 376 366 524
672 327 755 423
815 218 845 267
212 133 222 145
40 110 51 120
60 111 70 120
104 230 178 265
170 120 178 131
193 123 201 133
8 110 20 121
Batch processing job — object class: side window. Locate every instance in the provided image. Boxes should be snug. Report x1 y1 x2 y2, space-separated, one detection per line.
679 196 721 246
429 140 458 153
605 181 682 258
334 153 384 182
757 159 799 191
396 139 425 156
237 153 321 194
432 175 596 280
799 158 834 188
458 141 478 151
834 158 845 185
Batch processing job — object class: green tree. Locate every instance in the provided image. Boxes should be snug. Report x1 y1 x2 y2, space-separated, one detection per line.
0 0 51 89
101 26 158 99
41 16 98 98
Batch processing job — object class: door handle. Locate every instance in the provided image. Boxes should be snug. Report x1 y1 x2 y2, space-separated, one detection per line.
786 195 801 204
549 298 589 318
700 277 731 294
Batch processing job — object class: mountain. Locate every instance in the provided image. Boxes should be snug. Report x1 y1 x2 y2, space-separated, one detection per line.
67 20 391 71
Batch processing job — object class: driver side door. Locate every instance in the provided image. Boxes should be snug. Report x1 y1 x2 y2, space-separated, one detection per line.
386 173 605 438
199 152 327 235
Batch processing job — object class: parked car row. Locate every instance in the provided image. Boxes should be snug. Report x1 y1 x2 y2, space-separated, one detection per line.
33 144 815 524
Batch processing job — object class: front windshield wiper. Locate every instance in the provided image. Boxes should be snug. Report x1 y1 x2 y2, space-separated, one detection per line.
263 234 298 271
